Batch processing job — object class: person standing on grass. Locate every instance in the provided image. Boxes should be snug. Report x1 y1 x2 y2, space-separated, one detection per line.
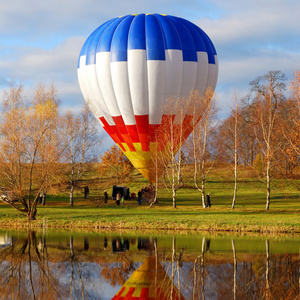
116 191 121 206
104 190 108 204
206 194 211 208
137 190 142 205
39 190 44 204
84 186 89 199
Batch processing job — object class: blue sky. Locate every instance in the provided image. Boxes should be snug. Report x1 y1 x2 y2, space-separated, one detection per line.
0 0 299 119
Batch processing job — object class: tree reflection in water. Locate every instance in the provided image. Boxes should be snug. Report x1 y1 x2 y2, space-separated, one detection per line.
0 230 61 299
0 230 298 299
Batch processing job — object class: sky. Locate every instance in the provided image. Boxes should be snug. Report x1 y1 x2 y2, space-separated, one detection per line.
0 0 299 120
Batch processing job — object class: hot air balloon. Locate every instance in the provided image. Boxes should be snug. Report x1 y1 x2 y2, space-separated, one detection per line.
77 14 218 183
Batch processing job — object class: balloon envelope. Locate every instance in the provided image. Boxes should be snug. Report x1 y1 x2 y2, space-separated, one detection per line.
78 14 218 182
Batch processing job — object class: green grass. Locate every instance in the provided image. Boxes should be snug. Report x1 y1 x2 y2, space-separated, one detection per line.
0 185 299 234
0 164 299 233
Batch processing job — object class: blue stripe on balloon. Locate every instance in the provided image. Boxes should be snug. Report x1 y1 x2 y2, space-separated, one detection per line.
78 28 100 67
78 14 217 65
193 26 216 64
85 19 117 65
177 18 207 53
111 15 135 62
97 16 126 53
167 16 197 62
145 14 165 60
78 32 94 66
78 35 91 67
153 14 181 50
128 14 146 50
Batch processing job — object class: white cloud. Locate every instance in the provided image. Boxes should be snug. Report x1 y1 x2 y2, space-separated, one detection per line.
0 0 299 119
191 0 300 116
0 36 85 109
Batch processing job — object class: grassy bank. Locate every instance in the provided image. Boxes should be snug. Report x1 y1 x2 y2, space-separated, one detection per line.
0 186 299 234
0 164 299 234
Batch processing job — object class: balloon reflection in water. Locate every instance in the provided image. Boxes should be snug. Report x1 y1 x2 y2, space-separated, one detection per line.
112 256 184 300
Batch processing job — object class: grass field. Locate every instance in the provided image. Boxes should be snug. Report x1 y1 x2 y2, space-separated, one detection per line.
0 164 299 233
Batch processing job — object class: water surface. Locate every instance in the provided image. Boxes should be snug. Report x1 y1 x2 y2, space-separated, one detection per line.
0 229 299 299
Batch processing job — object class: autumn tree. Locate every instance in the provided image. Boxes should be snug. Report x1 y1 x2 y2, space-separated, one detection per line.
190 89 218 208
230 94 241 209
31 84 64 205
216 93 241 209
0 83 62 220
149 98 189 208
99 145 134 184
248 70 287 210
157 97 187 209
280 70 300 172
62 103 100 206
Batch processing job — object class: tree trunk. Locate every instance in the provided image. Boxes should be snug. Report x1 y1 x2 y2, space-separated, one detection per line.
70 184 74 206
27 209 37 220
151 163 159 206
232 131 237 209
172 188 176 209
172 156 177 209
232 162 237 209
201 177 206 208
266 160 271 210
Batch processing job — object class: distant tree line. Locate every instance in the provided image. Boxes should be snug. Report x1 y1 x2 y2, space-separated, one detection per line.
1 70 299 219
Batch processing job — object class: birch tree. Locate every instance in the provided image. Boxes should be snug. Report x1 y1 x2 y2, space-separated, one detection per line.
231 93 240 209
282 70 300 159
159 98 186 209
63 103 99 206
191 89 218 208
249 70 286 210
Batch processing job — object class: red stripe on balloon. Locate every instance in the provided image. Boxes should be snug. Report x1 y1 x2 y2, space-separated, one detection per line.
113 116 136 152
100 117 126 152
127 287 135 297
101 113 197 156
126 124 140 143
135 115 149 151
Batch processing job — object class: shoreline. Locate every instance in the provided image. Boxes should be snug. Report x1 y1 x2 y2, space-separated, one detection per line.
1 219 299 235
1 201 299 236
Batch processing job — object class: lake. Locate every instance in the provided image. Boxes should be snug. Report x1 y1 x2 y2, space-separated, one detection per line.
0 229 299 299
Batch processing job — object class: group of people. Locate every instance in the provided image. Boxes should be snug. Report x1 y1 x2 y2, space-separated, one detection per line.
88 186 212 208
137 185 155 205
102 189 124 206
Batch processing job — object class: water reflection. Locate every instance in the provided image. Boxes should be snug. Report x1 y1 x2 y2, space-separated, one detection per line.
0 230 298 299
